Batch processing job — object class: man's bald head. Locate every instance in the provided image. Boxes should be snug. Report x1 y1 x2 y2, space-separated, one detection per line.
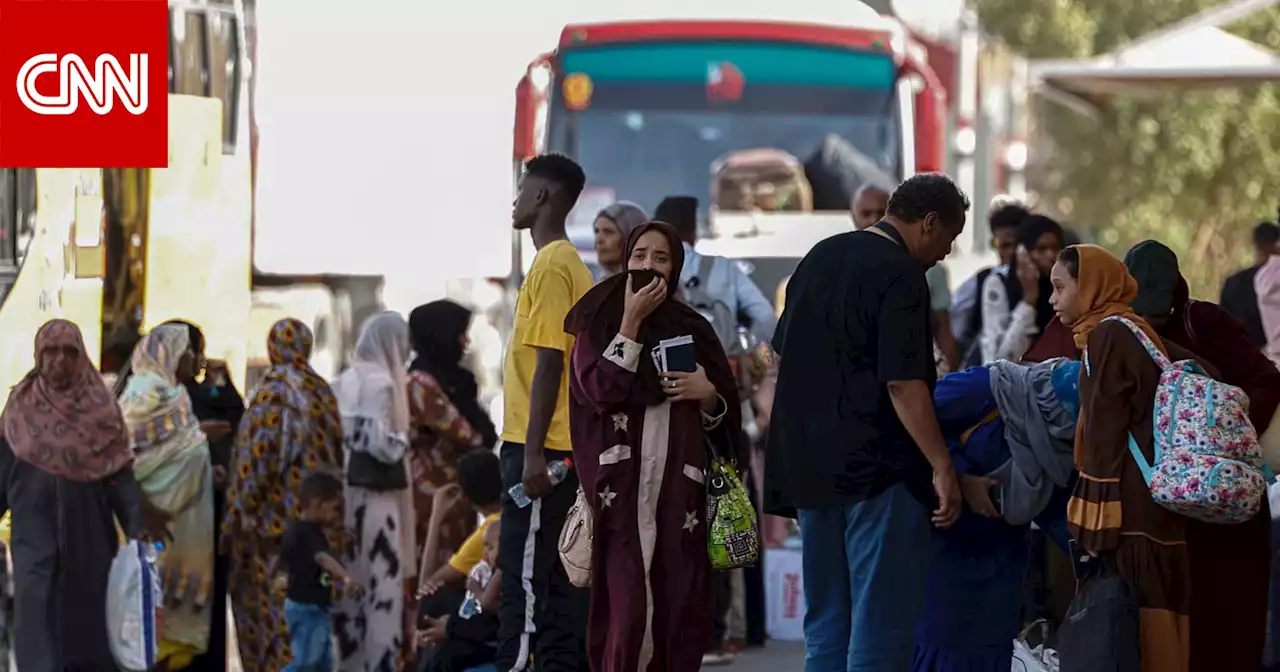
851 184 890 230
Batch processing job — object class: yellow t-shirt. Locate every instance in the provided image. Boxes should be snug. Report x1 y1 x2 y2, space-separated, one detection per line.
449 511 502 574
501 239 594 451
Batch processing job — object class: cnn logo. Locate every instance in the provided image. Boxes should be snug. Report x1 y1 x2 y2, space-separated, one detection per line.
16 53 148 116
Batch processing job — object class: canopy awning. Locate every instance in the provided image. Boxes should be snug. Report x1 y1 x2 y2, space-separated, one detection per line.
1030 0 1280 112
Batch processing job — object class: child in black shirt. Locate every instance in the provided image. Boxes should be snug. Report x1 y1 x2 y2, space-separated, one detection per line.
280 472 359 671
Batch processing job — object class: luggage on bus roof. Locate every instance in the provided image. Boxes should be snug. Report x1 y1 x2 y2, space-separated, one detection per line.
802 133 896 211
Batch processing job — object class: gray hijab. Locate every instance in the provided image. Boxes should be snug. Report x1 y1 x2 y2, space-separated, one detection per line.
987 357 1079 525
598 201 649 244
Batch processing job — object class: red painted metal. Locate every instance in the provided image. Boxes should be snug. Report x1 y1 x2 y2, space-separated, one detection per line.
903 55 947 174
513 55 553 160
908 30 957 94
513 76 535 160
559 20 895 54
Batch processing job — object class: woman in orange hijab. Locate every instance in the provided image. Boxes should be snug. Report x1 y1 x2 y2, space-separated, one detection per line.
1050 245 1246 671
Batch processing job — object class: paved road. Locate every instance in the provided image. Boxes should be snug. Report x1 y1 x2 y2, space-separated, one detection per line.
705 641 806 672
230 623 806 672
229 609 806 672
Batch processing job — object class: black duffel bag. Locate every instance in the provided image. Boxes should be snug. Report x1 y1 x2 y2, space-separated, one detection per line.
1058 557 1141 672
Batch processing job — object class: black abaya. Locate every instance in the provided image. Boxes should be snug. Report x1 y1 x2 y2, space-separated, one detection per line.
183 378 244 672
0 437 143 672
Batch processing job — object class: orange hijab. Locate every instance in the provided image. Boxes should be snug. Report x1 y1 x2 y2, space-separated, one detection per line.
1068 244 1167 356
1068 245 1168 464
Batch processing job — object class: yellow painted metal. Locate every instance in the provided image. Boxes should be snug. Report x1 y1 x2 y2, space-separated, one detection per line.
0 168 106 409
0 97 252 408
143 94 253 388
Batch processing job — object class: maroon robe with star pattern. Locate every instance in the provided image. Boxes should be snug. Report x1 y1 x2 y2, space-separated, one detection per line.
568 330 725 672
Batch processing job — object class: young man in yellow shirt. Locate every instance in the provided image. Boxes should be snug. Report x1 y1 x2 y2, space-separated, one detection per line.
496 153 595 672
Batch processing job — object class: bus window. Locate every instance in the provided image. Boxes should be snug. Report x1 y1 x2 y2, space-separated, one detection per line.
174 8 211 97
206 10 241 153
0 169 36 304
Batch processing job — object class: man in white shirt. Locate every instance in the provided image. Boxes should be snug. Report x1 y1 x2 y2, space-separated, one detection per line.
653 196 777 344
949 202 1030 365
978 214 1064 363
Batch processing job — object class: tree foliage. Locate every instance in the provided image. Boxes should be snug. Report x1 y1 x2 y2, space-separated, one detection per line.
973 0 1280 298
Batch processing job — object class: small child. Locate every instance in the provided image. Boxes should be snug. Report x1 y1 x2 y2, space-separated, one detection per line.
416 450 504 672
417 521 501 672
417 449 503 597
280 472 360 672
458 521 501 619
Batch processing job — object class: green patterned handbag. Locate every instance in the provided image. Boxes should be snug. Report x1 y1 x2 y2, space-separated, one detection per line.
705 453 760 570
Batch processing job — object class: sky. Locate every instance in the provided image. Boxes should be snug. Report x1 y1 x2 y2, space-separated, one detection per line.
251 0 962 285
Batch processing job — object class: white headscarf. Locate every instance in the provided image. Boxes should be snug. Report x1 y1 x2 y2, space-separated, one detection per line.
334 310 418 577
337 310 412 436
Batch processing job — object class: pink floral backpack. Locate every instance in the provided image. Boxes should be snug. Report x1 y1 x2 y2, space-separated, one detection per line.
1086 316 1267 524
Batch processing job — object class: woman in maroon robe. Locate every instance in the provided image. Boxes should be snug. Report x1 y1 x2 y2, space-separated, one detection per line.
564 221 741 672
1124 240 1280 432
1022 316 1081 363
1124 240 1277 670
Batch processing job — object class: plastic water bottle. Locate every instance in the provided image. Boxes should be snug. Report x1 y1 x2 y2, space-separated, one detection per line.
457 561 493 619
508 458 573 508
458 595 480 619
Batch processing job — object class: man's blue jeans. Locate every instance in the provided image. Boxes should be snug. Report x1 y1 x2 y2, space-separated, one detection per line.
797 482 930 672
284 598 333 671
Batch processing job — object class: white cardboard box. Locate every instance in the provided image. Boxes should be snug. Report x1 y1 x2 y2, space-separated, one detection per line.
764 547 806 642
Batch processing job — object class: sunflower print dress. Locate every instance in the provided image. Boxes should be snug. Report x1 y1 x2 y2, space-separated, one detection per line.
222 319 343 672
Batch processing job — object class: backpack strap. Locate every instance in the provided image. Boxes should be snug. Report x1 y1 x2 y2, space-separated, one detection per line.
1100 316 1172 369
697 253 716 293
960 408 1001 446
1001 268 1022 310
1127 434 1155 485
1080 318 1164 487
965 268 994 336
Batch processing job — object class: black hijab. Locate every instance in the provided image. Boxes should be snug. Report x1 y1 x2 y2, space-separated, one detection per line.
564 221 741 459
408 300 498 449
1013 214 1062 333
1124 239 1184 318
653 196 698 241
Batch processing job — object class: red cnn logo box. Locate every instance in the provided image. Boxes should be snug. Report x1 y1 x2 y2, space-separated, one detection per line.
0 0 169 168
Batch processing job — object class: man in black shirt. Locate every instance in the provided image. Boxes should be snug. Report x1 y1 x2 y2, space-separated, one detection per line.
765 173 968 671
1220 221 1279 346
280 472 358 671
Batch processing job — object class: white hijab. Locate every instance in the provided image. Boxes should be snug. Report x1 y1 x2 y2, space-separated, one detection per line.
336 310 412 435
335 310 417 576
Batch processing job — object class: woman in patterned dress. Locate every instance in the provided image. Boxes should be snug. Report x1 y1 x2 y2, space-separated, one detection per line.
118 324 217 669
332 311 415 672
0 319 161 672
223 318 343 672
406 300 496 581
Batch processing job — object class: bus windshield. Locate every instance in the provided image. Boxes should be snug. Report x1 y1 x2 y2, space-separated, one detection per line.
547 41 901 224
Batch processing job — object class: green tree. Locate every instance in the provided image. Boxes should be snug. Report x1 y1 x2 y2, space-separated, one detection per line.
973 0 1280 298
